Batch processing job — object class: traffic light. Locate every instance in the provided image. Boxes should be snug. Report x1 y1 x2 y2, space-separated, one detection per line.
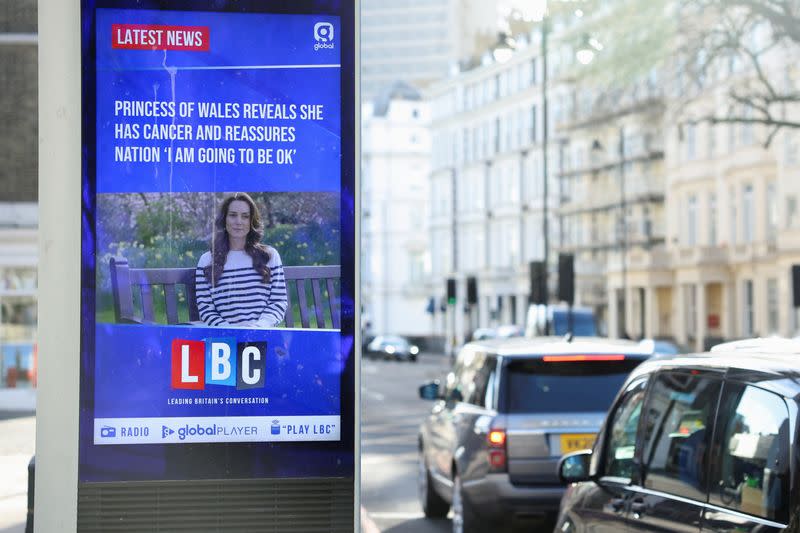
529 261 547 305
466 276 478 305
446 278 456 305
557 253 575 305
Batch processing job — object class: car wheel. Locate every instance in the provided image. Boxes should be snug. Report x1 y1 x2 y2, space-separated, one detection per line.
418 450 449 518
452 474 480 533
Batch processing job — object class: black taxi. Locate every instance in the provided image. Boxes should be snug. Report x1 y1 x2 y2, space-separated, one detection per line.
557 338 800 532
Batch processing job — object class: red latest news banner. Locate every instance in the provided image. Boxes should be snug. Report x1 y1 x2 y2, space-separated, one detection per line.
112 24 210 51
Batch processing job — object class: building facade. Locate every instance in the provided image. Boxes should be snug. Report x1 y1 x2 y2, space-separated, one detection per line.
655 40 800 350
558 82 669 341
426 21 572 347
361 83 433 338
0 0 38 407
361 0 458 102
360 0 522 102
424 6 800 352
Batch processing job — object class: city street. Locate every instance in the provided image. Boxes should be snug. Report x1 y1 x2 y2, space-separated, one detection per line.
361 353 451 533
0 412 34 533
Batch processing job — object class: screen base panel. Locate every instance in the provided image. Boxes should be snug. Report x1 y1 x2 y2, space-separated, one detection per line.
77 477 354 532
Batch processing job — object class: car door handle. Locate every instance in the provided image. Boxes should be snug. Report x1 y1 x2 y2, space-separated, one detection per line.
610 498 625 512
630 499 647 515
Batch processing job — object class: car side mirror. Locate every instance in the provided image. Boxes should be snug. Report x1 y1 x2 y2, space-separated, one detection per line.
418 380 441 400
558 450 593 484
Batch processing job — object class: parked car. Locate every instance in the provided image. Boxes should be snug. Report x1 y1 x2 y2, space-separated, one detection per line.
525 304 597 337
471 328 497 341
365 335 419 362
556 337 800 533
417 336 654 532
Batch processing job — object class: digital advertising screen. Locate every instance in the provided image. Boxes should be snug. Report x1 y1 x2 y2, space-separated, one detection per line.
79 1 356 483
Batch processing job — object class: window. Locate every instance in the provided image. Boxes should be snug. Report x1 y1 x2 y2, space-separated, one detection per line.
728 122 736 153
686 122 696 160
709 384 790 523
785 130 798 165
603 379 648 479
687 194 698 246
766 182 777 241
743 280 754 336
741 107 754 145
767 279 779 334
464 354 496 407
730 186 738 244
505 359 644 415
742 184 754 243
787 196 798 229
408 252 425 283
707 123 716 158
709 193 718 245
640 372 722 500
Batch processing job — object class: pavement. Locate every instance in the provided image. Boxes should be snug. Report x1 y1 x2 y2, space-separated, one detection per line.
0 412 35 533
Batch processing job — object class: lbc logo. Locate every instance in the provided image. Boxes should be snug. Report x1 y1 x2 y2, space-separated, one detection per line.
171 338 266 390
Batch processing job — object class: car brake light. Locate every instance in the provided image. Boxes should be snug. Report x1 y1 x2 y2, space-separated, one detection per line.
487 429 507 473
488 430 506 446
542 354 626 362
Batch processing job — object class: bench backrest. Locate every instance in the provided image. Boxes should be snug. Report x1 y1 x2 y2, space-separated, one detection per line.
109 257 341 329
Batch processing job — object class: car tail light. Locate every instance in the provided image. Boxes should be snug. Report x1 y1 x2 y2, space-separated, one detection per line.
541 354 626 362
487 429 507 473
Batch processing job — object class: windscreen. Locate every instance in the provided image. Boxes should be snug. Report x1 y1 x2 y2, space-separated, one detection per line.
506 359 642 414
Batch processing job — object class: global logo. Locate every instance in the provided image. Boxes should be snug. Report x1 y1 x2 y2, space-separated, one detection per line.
162 425 175 439
177 423 223 441
313 22 334 51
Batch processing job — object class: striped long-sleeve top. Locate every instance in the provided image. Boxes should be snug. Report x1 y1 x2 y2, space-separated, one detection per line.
195 247 288 328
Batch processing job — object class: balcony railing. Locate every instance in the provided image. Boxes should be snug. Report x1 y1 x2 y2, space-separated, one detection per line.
674 246 729 267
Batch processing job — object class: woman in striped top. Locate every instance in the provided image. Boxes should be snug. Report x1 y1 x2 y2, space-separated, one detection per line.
195 193 288 327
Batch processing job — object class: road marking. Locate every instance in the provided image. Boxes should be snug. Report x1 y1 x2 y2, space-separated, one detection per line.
362 389 384 402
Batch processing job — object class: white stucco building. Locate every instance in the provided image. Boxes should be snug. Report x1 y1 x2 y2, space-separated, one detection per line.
361 83 433 338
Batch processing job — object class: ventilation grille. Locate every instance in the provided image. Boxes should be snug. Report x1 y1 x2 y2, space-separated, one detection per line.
77 477 353 532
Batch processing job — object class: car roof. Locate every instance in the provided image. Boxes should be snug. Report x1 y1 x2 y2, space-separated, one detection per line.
466 336 653 358
629 338 800 396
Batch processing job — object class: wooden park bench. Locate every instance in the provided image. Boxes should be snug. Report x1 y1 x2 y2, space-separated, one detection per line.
109 257 341 329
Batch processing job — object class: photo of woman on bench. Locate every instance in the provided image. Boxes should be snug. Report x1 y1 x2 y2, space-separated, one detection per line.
195 192 288 328
102 191 341 329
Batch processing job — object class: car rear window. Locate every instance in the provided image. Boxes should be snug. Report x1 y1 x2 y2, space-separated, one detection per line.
505 358 643 414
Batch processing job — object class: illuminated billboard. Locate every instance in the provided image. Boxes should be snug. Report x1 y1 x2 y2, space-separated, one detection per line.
80 1 356 483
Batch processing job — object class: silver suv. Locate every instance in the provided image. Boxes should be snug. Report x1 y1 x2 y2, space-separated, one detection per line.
417 337 653 532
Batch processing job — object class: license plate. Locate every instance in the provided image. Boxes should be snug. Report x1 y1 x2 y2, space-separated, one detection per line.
560 433 596 454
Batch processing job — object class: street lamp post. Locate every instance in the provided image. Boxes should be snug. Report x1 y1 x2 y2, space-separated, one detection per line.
542 16 551 307
618 127 628 339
